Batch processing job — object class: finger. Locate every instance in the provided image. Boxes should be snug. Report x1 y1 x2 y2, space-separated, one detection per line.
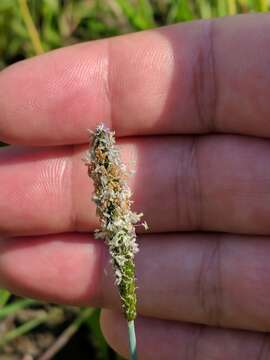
1 14 270 145
0 233 104 306
2 233 270 332
2 135 270 236
101 310 269 360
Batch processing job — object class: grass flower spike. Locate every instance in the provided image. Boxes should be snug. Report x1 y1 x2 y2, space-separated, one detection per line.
85 124 146 359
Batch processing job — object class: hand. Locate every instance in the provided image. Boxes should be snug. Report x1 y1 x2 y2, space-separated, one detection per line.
1 13 270 359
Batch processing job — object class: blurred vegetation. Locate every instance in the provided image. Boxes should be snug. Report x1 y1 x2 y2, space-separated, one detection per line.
1 0 269 70
0 0 269 359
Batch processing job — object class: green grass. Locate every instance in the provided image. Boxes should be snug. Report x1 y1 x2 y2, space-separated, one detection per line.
0 0 269 359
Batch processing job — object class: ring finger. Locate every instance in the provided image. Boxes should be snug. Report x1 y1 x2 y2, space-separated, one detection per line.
101 310 270 360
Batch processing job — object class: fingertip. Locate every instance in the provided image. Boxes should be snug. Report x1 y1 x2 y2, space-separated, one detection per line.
0 42 111 145
100 309 129 359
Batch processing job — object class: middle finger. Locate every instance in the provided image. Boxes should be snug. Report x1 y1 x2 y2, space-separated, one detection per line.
0 134 270 236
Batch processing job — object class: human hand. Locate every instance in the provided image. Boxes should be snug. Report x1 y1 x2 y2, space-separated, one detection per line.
1 13 270 359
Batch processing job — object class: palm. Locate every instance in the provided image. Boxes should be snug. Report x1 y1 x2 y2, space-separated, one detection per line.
1 14 270 359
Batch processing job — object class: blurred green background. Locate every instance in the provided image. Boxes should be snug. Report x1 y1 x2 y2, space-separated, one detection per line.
1 0 269 70
0 0 269 359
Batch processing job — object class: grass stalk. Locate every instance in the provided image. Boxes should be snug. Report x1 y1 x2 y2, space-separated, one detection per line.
196 0 212 18
227 0 237 14
217 0 227 16
128 320 137 360
0 298 38 320
18 0 44 55
86 125 145 359
0 313 48 348
38 308 94 360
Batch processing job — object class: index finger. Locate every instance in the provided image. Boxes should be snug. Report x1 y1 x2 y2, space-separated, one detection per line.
0 14 269 145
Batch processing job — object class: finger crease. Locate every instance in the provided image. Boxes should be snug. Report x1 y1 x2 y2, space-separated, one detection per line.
175 137 203 230
197 234 224 327
69 144 80 232
186 324 205 360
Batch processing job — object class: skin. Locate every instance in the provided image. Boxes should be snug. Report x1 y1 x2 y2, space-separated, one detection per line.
1 13 270 359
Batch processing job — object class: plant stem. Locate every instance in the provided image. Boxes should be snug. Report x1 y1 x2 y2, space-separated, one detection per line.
227 0 237 14
18 0 44 55
128 320 137 360
196 0 212 18
0 298 38 320
217 0 227 16
38 308 94 360
0 313 48 348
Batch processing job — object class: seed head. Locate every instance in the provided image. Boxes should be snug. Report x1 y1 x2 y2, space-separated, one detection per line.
84 124 146 321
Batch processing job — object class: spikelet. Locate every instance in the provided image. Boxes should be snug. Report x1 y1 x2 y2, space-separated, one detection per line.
84 124 146 321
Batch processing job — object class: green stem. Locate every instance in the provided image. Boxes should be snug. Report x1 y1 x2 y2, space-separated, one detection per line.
0 313 48 348
227 0 237 14
0 298 38 320
18 0 44 55
196 0 212 18
217 0 227 16
128 320 137 360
